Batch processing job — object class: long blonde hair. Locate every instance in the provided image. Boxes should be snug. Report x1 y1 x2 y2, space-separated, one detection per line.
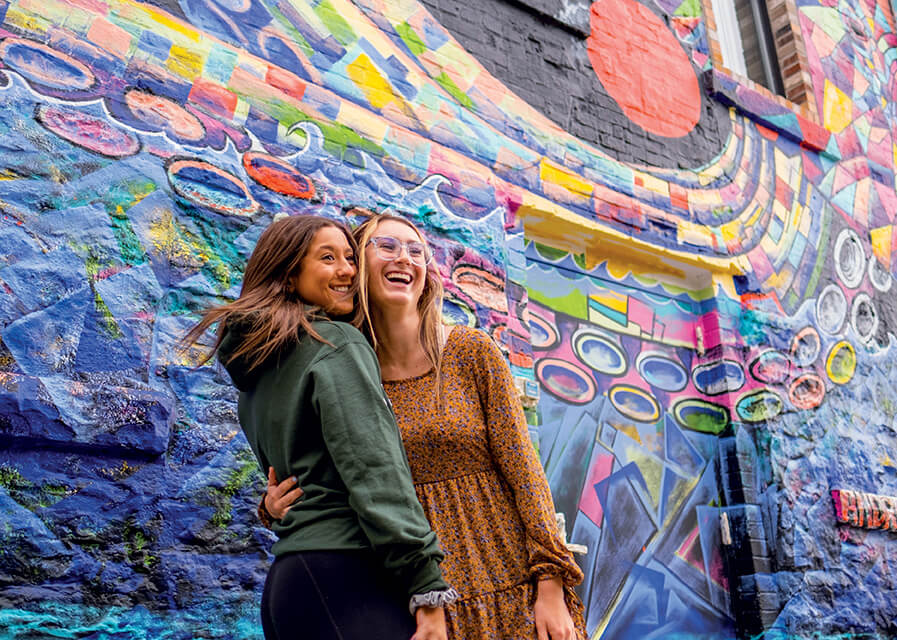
182 215 359 372
350 210 445 377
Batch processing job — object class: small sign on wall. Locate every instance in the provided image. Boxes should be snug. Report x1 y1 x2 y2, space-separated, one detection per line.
831 489 897 532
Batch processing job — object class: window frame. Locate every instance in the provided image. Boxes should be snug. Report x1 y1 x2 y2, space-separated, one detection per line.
701 0 818 123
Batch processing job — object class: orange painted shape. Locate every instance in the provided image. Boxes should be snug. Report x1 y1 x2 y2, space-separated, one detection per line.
587 0 700 138
756 123 779 141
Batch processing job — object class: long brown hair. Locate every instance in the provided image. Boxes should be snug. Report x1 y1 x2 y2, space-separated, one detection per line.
350 210 445 377
183 215 359 372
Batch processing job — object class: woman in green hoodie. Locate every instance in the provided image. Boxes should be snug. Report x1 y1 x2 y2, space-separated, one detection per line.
185 215 456 640
263 212 586 640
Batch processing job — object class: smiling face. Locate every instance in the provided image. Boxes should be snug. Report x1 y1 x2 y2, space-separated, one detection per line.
293 225 356 315
364 219 427 312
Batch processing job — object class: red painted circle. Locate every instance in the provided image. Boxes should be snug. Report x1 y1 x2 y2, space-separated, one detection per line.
587 0 701 138
242 152 316 199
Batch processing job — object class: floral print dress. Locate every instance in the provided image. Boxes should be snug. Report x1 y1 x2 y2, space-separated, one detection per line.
383 326 586 639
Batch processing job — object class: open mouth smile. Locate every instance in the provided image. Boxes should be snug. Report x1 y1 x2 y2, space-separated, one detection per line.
384 271 412 285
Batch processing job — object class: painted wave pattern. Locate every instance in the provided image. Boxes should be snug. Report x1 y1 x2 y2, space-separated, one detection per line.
0 0 896 638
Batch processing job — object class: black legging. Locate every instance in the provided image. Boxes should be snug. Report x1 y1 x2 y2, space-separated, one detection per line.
261 550 417 640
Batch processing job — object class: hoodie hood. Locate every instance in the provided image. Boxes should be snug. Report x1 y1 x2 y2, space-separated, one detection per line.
218 320 266 392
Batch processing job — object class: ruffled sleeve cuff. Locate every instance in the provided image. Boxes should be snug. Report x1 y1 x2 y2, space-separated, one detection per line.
530 561 583 587
408 588 460 615
257 491 275 529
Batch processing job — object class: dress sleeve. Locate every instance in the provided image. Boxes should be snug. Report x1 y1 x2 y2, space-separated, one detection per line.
311 337 450 599
468 329 584 587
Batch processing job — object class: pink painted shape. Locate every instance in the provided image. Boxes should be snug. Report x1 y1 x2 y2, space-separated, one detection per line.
707 544 729 590
873 181 897 222
831 489 844 521
675 523 705 572
87 17 132 59
578 453 615 527
627 296 655 335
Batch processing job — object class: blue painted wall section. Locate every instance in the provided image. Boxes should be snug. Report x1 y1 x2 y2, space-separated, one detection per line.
0 0 896 638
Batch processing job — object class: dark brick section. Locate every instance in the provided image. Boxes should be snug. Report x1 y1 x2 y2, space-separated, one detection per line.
419 0 731 168
718 433 782 639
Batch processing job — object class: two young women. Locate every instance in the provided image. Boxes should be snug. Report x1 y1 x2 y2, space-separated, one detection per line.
262 211 586 639
186 215 456 640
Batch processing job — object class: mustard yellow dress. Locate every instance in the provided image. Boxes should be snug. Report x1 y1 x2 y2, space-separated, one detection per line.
383 326 586 639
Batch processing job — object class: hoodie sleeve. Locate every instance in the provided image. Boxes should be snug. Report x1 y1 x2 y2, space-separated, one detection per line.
310 336 449 599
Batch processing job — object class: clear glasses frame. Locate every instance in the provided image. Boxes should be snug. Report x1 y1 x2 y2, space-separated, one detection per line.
367 236 433 266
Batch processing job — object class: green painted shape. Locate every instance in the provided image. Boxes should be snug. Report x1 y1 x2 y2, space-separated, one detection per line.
48 177 154 267
527 287 588 320
178 212 247 292
435 71 474 110
313 0 356 46
0 464 71 510
674 0 702 18
802 204 833 300
801 7 846 43
208 453 259 529
532 241 570 262
249 98 383 159
269 5 316 59
674 401 730 435
397 21 426 56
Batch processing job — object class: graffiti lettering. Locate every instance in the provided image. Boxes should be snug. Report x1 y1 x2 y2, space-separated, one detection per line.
831 489 897 533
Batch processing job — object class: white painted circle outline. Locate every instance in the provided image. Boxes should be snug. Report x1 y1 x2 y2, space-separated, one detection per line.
834 228 866 289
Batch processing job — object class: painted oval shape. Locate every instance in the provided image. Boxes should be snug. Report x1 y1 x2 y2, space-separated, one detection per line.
692 359 745 395
573 328 627 376
442 294 477 327
167 159 258 216
451 265 507 312
850 292 877 343
789 373 825 410
673 399 730 435
816 284 847 335
636 352 688 391
587 0 700 138
536 357 596 404
790 326 821 366
826 340 856 385
749 349 791 384
868 258 892 293
0 38 95 91
834 228 866 289
608 384 660 423
36 105 140 158
242 152 315 199
125 89 205 142
735 388 784 423
525 309 559 350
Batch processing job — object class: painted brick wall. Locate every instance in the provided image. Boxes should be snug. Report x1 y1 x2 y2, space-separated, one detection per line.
1 0 896 639
419 0 732 168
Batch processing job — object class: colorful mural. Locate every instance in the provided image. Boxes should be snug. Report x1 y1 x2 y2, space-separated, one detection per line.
1 0 896 637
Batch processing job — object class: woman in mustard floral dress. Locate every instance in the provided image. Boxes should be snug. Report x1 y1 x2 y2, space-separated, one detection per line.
265 212 585 639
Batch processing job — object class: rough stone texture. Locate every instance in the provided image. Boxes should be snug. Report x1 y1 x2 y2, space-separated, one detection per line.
1 0 896 638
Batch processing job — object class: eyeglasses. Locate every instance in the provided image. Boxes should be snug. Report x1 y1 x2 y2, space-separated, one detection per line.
367 236 433 266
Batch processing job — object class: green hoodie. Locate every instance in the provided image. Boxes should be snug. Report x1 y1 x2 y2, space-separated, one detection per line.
219 319 448 598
